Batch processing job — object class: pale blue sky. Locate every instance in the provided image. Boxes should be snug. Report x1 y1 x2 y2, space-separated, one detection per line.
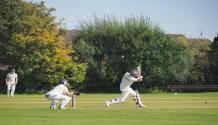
27 0 218 40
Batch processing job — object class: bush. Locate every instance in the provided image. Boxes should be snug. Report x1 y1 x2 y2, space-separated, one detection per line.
73 16 193 92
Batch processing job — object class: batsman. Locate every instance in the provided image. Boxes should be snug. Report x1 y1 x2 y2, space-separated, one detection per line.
104 68 145 108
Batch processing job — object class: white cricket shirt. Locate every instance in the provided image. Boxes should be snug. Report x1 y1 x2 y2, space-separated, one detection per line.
6 73 18 84
120 72 138 90
47 84 69 96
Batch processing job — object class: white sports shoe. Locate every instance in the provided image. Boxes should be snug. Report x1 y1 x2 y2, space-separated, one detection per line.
59 107 66 110
104 101 110 108
136 104 146 108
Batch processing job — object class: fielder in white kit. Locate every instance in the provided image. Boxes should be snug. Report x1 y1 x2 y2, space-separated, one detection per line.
45 79 74 109
104 70 145 108
6 69 18 97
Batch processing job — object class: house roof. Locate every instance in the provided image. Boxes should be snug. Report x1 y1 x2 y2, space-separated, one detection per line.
0 64 11 71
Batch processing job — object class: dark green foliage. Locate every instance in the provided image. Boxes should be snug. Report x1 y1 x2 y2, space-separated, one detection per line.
208 34 218 84
212 34 218 50
73 16 193 91
186 39 211 84
0 0 22 64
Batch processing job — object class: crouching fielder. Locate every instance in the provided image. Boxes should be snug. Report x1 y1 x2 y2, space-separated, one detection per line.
105 70 145 108
45 79 73 109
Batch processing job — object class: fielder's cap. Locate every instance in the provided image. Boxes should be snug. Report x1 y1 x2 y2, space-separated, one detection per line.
11 69 15 72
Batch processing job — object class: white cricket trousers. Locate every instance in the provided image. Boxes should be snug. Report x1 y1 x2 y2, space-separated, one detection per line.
48 94 71 108
120 87 136 101
107 87 136 105
106 87 144 107
7 84 16 97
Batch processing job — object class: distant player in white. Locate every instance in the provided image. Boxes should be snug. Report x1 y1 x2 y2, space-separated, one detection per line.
6 69 18 97
105 70 145 108
45 79 74 109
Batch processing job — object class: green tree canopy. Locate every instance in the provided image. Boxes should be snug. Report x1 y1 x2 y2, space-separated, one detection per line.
187 39 211 84
73 16 193 91
208 34 218 84
212 34 218 50
0 0 23 63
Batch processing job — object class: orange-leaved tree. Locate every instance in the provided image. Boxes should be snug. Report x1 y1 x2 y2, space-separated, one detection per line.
4 1 86 92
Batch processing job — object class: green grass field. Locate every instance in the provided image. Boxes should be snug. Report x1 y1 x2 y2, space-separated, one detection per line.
0 92 218 125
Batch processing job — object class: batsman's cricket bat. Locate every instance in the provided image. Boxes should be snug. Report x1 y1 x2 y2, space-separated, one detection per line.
136 65 144 89
136 65 141 106
137 65 141 76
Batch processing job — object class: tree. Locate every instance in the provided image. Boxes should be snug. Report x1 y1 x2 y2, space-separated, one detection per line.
169 35 211 85
167 34 190 47
208 34 218 84
187 38 211 84
212 34 218 50
73 16 193 91
0 1 87 92
0 0 23 63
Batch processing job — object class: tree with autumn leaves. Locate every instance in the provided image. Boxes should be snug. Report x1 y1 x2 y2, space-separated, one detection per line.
0 0 87 92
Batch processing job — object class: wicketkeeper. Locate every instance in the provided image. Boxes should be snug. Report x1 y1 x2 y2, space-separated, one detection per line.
104 70 145 108
45 79 74 109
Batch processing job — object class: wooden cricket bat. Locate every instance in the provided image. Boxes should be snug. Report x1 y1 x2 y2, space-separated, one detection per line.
137 65 141 76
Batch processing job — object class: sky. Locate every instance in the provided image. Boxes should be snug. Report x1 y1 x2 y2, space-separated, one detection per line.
26 0 218 40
